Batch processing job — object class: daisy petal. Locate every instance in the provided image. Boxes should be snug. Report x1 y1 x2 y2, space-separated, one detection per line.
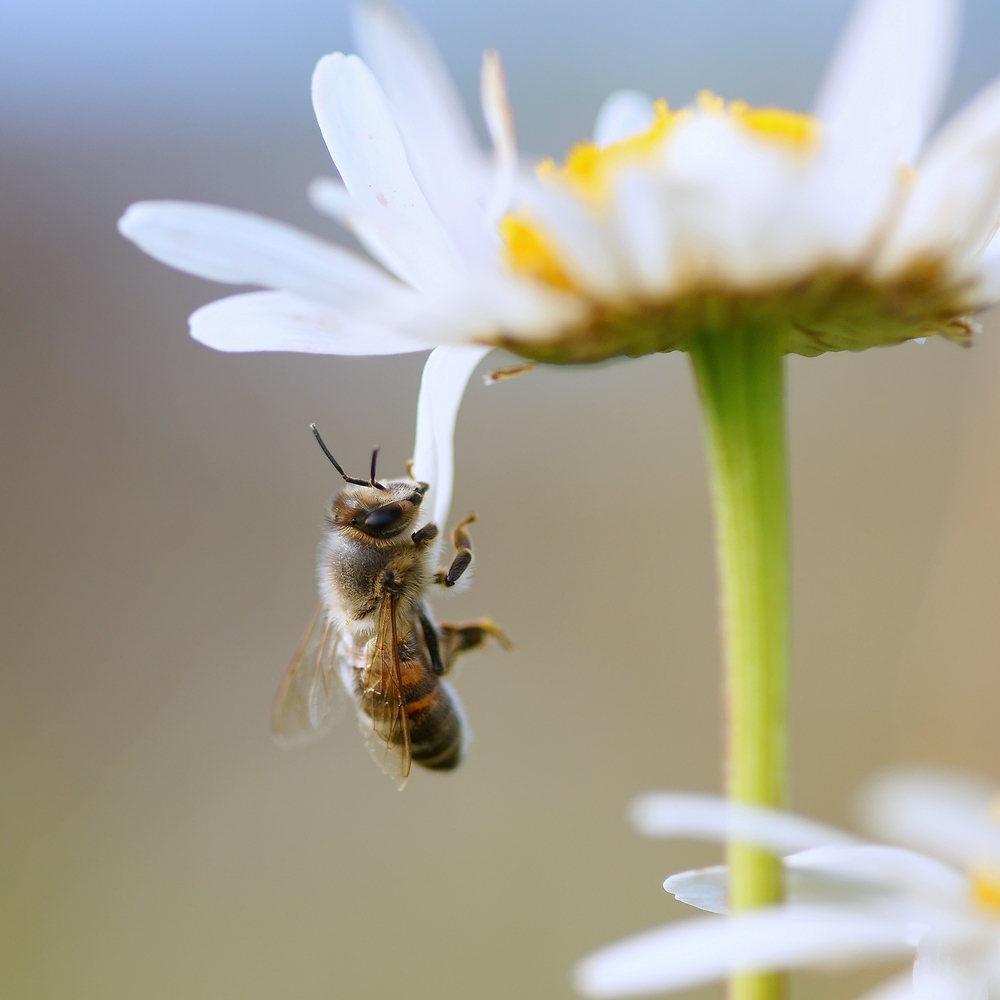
810 0 960 254
481 48 517 224
859 768 1000 872
575 906 913 998
876 77 1000 276
630 792 858 853
352 1 491 258
411 344 492 527
118 201 404 308
665 845 964 916
189 291 427 355
814 0 958 161
788 845 966 906
312 52 458 292
593 90 656 148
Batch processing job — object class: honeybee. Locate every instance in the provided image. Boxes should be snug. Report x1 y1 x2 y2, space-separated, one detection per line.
272 425 509 788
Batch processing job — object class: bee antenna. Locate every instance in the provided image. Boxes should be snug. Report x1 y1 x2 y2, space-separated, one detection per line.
369 448 387 490
309 424 371 487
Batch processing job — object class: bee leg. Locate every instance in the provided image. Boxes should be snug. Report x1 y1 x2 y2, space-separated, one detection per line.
418 610 445 676
433 514 476 588
411 522 439 546
439 618 512 672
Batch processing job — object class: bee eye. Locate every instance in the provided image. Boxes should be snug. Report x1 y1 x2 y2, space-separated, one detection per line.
363 503 407 534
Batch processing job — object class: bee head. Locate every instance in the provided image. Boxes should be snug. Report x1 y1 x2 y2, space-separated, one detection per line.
310 424 429 539
332 480 429 538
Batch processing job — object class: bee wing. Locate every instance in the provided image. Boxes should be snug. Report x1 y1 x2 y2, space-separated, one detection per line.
271 602 342 747
358 590 412 790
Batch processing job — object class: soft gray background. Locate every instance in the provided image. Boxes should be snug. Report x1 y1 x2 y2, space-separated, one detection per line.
3 1 1000 998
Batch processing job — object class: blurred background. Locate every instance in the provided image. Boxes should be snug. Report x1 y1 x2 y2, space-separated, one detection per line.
3 0 1000 997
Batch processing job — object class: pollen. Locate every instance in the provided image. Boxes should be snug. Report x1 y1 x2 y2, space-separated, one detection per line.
970 868 1000 915
697 90 818 149
536 99 685 202
498 212 575 290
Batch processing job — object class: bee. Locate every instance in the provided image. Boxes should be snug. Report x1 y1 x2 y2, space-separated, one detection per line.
272 425 509 788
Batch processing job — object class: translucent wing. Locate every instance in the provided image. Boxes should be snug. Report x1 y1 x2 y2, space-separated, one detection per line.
358 590 412 789
271 602 342 747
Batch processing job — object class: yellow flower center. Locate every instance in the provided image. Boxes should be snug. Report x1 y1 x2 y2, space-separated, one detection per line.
498 93 818 292
489 92 971 365
535 98 684 202
497 212 575 291
970 869 1000 915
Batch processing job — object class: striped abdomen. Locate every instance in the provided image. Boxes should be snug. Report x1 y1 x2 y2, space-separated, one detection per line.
396 656 464 770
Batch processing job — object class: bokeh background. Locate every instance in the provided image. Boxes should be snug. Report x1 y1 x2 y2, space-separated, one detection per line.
3 1 1000 997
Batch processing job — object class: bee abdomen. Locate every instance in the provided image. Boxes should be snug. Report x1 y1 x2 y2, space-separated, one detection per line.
403 672 464 771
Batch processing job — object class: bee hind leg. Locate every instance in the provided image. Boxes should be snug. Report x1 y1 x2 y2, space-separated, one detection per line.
439 618 512 672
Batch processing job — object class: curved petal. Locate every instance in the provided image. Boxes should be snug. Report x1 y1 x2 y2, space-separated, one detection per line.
593 90 656 148
611 166 674 296
630 792 859 853
352 1 492 257
312 52 458 292
788 846 966 907
118 201 405 308
514 181 630 297
411 344 492 528
575 906 914 998
481 48 518 224
875 77 1000 276
859 767 1000 872
189 291 428 355
666 846 965 916
810 0 960 256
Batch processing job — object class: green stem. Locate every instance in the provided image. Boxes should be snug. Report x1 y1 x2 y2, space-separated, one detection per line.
688 326 789 1000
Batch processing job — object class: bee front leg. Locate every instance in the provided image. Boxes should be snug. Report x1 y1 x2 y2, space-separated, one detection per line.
411 522 439 546
434 514 475 588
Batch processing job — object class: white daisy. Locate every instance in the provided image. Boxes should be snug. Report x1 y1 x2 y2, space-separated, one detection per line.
120 0 1000 521
576 773 1000 1000
118 2 563 525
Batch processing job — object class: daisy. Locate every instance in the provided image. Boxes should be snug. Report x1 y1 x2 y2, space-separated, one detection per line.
576 772 1000 1000
121 0 1000 524
118 2 559 526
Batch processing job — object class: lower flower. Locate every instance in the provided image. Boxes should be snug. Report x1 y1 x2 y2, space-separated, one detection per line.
576 770 1000 1000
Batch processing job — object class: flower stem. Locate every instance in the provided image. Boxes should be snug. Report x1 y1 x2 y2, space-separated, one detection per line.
688 326 789 1000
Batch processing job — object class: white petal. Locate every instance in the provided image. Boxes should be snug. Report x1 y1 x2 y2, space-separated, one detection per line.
630 792 859 853
118 201 405 308
593 90 656 148
914 951 989 1000
663 862 879 916
876 77 1000 276
481 48 518 224
661 114 827 287
189 291 428 355
788 845 966 907
352 2 493 259
411 344 492 528
514 180 630 297
611 167 675 296
312 52 458 292
397 267 587 345
860 767 1000 872
575 906 914 998
664 866 729 914
665 846 965 916
809 0 960 256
